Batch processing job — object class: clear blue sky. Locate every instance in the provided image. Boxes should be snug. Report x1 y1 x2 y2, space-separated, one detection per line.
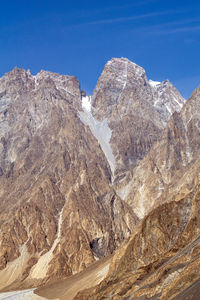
0 0 199 99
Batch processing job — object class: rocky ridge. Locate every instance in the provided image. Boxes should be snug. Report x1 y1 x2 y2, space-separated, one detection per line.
91 58 185 182
0 58 186 292
116 85 200 219
0 66 137 291
74 86 200 299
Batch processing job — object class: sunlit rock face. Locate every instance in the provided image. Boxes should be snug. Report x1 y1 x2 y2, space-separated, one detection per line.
75 87 200 300
117 86 200 219
75 181 200 300
91 57 185 182
0 66 138 291
0 58 186 292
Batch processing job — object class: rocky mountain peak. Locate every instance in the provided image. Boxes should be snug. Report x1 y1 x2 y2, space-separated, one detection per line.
34 69 79 88
0 67 33 93
92 57 148 117
0 63 139 291
0 67 82 116
6 66 28 77
92 58 185 122
150 78 185 125
71 79 200 300
105 57 146 78
88 58 185 181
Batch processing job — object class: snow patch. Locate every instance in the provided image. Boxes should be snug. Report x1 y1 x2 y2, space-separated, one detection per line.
82 95 91 111
149 80 161 88
79 96 115 176
33 71 75 97
32 76 39 90
56 82 75 97
164 103 173 115
0 289 46 300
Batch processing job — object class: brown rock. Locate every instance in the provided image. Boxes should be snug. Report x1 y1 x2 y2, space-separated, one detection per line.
76 182 200 299
0 66 137 291
91 58 185 181
0 58 186 292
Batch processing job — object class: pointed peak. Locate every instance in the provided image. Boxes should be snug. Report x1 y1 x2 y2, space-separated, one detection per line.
106 57 144 68
6 66 27 76
105 57 146 78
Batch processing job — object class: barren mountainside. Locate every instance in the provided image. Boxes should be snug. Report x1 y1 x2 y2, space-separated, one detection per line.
76 180 200 300
117 86 200 219
0 58 189 297
91 58 185 182
0 65 137 291
75 86 200 300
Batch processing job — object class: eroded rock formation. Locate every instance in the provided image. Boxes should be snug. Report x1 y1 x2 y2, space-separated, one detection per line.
116 86 200 219
75 86 200 300
0 58 186 292
75 180 200 299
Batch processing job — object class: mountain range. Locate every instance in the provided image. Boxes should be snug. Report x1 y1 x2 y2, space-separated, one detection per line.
0 57 199 300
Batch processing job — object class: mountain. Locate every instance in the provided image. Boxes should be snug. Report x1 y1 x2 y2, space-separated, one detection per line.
0 58 185 292
116 85 200 219
75 182 200 300
74 86 200 300
90 58 185 182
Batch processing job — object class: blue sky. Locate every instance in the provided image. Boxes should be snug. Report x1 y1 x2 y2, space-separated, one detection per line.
0 0 199 99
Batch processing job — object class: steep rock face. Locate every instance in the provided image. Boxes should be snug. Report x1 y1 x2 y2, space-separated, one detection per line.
75 179 200 299
91 58 185 181
73 80 200 300
149 79 184 123
0 58 186 292
0 67 138 291
117 86 200 219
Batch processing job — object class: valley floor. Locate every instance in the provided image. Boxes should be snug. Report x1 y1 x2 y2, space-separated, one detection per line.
35 255 111 300
0 289 45 300
0 255 110 299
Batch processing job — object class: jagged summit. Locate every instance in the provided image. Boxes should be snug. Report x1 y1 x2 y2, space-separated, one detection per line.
105 57 146 78
92 57 184 115
90 57 185 181
2 67 79 90
4 66 76 78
